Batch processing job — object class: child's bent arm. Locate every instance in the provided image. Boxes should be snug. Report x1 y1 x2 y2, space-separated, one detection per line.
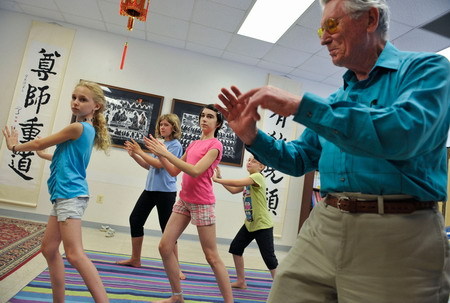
36 149 53 161
125 139 163 169
158 155 182 176
219 183 243 194
214 177 254 187
163 149 218 177
138 152 164 169
4 123 83 153
129 152 151 170
213 176 254 194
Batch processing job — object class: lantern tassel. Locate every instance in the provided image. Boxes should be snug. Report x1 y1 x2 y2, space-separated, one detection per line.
120 42 128 70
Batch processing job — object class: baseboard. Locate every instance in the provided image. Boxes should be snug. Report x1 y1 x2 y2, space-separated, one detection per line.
0 209 292 252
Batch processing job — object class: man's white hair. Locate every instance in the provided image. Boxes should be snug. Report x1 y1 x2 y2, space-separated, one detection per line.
319 0 390 40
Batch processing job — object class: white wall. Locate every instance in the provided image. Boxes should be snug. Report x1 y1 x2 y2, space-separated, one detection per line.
0 9 339 248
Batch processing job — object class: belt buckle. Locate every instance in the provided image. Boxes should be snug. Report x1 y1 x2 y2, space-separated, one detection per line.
337 196 350 213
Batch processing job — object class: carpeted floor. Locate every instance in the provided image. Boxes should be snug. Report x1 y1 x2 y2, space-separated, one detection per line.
0 216 46 280
10 250 273 302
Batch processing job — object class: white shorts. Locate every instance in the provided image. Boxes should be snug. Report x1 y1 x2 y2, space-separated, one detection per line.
50 196 89 222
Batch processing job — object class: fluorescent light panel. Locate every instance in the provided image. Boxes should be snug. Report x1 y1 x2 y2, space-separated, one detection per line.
437 46 450 61
238 0 315 43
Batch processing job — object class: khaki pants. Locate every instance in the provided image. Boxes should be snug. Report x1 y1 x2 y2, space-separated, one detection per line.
268 201 450 303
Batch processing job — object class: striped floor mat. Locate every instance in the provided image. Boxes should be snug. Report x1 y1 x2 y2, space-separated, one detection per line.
10 250 273 302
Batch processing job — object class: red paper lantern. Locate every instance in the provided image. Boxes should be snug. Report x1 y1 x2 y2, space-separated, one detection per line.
118 0 149 69
119 0 149 31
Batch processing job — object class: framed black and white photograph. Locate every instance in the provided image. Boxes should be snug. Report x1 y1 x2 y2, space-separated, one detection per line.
86 81 164 150
171 98 244 167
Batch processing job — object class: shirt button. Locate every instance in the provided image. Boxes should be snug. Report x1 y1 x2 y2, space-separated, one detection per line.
340 178 345 182
307 112 312 118
334 129 339 134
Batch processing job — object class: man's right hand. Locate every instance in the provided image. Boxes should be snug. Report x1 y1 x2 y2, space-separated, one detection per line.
216 86 258 145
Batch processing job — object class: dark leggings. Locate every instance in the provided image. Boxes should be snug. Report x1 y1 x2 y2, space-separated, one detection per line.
229 225 278 270
129 190 176 237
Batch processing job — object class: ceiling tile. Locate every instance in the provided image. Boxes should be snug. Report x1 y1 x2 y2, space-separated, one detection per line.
0 1 23 12
388 20 414 40
315 46 332 59
290 68 328 82
262 46 312 67
187 23 232 49
329 69 346 79
392 28 450 52
14 0 58 10
106 23 146 40
145 32 186 49
1 0 449 84
321 75 343 88
186 42 224 58
64 13 107 32
98 0 124 25
211 0 253 11
278 25 323 54
295 1 322 30
257 60 295 75
147 12 189 40
300 55 343 76
55 0 103 20
225 35 272 58
19 4 64 22
421 11 450 39
387 0 450 27
150 0 195 21
222 51 260 66
192 0 245 32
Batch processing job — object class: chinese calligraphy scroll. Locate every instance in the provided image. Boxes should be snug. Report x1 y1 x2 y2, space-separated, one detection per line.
0 21 75 207
263 74 303 237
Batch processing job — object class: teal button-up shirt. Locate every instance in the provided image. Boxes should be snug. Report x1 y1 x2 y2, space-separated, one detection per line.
249 42 450 201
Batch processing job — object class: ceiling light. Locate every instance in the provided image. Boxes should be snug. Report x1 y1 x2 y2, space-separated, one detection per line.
238 0 315 43
437 46 450 61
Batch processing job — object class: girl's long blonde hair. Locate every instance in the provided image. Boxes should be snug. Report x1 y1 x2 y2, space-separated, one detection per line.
76 80 111 153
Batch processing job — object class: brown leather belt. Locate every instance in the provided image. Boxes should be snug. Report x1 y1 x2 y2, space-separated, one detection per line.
324 195 436 214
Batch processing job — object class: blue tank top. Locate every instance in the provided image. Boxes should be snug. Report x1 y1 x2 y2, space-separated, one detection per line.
47 122 95 202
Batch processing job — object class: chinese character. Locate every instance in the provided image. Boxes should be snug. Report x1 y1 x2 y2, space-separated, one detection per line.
7 117 44 180
8 151 35 180
266 187 280 216
263 166 284 184
31 48 61 81
19 117 43 141
268 130 287 142
269 112 287 128
24 84 50 114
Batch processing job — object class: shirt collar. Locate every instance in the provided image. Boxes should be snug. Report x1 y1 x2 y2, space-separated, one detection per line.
343 41 400 86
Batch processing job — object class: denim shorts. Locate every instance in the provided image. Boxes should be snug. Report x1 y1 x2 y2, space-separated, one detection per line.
50 196 89 222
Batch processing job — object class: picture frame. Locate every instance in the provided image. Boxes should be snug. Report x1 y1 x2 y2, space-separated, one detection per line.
171 98 245 167
80 80 164 151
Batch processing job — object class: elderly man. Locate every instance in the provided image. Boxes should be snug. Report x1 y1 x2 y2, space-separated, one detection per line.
216 0 450 302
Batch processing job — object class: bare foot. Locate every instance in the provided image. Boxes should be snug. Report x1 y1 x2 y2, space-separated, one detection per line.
179 271 186 280
116 259 141 267
151 295 184 303
231 281 247 289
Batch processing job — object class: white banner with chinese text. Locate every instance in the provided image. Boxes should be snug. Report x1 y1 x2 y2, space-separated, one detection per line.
263 74 302 237
0 21 75 207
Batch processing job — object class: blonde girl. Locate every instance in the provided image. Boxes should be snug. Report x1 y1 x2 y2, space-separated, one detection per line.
2 80 111 303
